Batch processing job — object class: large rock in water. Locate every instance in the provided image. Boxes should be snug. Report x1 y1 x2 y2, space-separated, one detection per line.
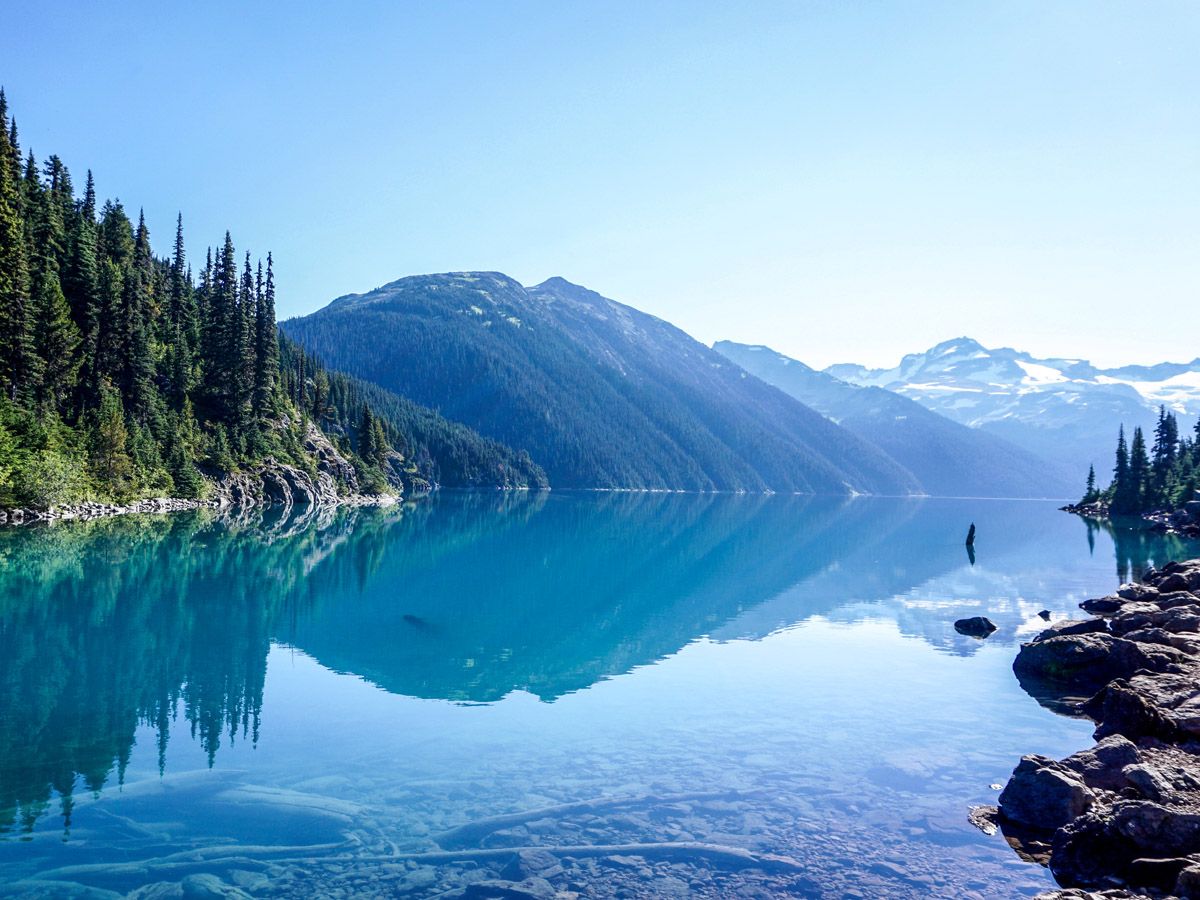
955 616 997 638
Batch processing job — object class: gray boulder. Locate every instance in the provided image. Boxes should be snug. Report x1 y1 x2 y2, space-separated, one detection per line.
999 756 1095 829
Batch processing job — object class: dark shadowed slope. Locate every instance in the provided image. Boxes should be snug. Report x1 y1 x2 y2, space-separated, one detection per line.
282 273 919 493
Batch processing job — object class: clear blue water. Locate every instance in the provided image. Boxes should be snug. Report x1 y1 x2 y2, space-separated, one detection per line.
0 494 1194 898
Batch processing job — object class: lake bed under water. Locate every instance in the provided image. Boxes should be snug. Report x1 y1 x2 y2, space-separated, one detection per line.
0 493 1193 898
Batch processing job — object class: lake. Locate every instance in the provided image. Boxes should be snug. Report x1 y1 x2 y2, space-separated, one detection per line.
0 493 1193 898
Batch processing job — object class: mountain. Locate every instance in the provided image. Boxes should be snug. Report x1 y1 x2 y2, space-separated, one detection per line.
714 341 1077 498
826 338 1198 474
282 273 920 494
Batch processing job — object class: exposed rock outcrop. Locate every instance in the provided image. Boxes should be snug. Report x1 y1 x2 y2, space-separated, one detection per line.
1 422 399 527
996 559 1200 897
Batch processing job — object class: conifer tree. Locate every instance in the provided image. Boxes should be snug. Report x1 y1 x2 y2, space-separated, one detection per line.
165 214 196 407
32 271 80 409
236 252 256 429
80 170 96 223
94 259 124 391
1151 406 1179 506
87 384 132 491
253 254 279 412
25 166 79 407
122 211 155 417
1111 426 1132 513
1083 464 1096 503
62 193 100 407
311 369 329 421
0 98 33 403
359 403 376 461
1129 426 1150 512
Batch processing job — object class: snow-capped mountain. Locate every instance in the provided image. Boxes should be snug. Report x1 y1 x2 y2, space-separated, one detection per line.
826 338 1200 475
714 341 1077 498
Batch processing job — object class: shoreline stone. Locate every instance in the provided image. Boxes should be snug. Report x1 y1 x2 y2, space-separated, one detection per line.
995 558 1200 897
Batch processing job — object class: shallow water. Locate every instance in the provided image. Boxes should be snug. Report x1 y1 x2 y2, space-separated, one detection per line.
0 493 1194 898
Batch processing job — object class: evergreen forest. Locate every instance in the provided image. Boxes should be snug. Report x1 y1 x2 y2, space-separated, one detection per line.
1080 407 1200 514
0 90 542 507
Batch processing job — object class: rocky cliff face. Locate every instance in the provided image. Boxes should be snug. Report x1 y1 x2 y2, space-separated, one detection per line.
211 423 366 510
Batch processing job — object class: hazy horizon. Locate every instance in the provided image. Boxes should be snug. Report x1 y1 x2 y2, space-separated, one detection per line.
7 0 1198 369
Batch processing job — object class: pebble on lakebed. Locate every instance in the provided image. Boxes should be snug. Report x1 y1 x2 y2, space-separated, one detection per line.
983 557 1200 898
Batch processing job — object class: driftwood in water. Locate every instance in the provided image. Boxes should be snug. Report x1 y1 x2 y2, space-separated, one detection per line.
965 523 976 546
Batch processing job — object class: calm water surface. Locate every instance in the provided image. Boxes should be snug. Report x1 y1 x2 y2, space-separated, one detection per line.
0 494 1194 898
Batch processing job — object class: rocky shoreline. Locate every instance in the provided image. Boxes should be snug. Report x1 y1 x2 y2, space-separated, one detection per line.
979 558 1200 899
0 422 405 528
1064 500 1200 539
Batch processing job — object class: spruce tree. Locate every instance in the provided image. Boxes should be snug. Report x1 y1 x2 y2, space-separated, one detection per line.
122 211 156 417
1129 426 1150 513
94 259 125 391
1111 426 1132 513
0 97 33 403
63 194 100 409
98 199 134 268
359 403 376 461
311 369 329 420
235 251 256 431
80 170 96 223
32 271 80 410
1084 464 1096 503
27 167 78 408
88 384 132 491
165 214 196 407
253 254 279 413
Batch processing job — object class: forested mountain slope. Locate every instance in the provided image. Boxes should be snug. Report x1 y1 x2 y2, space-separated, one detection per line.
715 341 1077 498
283 273 921 494
281 337 546 490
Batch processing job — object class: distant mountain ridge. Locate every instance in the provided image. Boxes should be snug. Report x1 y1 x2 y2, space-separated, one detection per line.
714 341 1077 498
825 338 1199 472
283 272 920 494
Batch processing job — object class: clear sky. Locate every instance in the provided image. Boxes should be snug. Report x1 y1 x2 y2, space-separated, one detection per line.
5 1 1197 368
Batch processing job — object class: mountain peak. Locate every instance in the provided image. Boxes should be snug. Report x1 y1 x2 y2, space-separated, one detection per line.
713 341 816 373
926 337 986 358
533 276 584 291
529 276 610 307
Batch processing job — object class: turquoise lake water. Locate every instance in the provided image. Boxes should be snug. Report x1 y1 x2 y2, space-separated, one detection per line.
0 493 1194 898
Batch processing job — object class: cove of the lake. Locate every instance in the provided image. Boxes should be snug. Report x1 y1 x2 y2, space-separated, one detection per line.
1 493 1194 899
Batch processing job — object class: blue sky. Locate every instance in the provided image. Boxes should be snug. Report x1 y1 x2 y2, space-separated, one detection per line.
5 1 1197 367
